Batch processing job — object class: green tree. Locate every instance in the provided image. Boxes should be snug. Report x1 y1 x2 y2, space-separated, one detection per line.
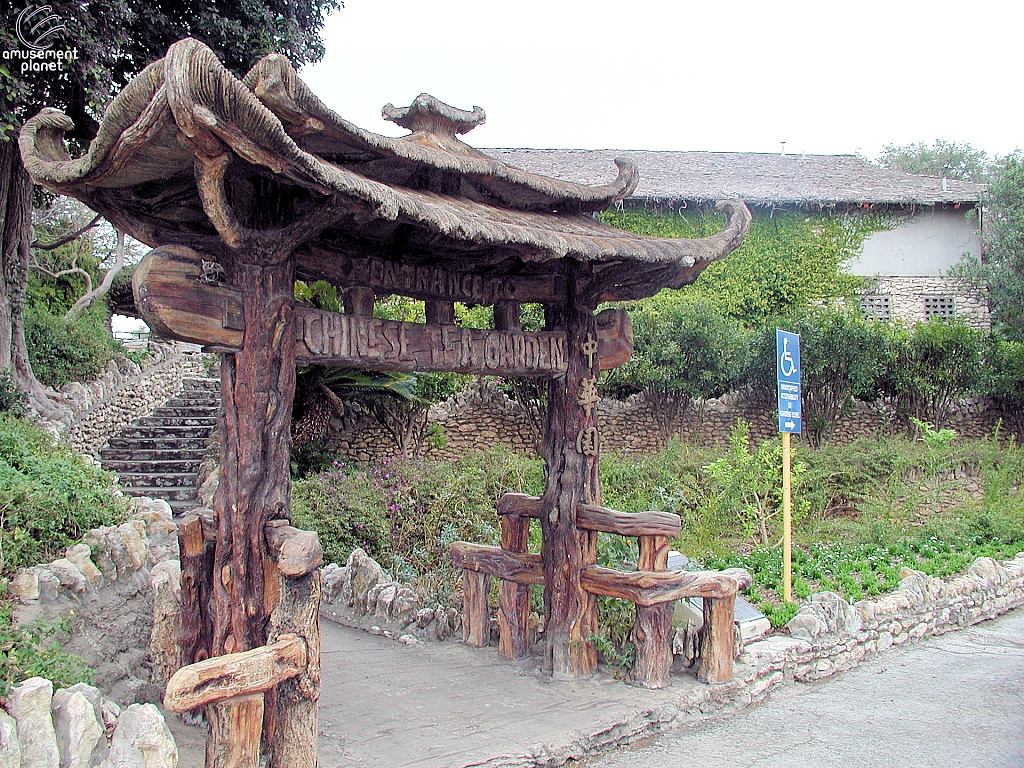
953 152 1024 340
741 307 888 447
602 295 743 446
1 0 342 415
875 140 990 182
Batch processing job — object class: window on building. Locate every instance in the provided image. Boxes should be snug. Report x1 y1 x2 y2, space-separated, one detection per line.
860 295 891 321
923 295 956 319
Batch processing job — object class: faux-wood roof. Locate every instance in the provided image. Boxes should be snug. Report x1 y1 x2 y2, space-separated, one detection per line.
19 39 751 304
483 149 986 207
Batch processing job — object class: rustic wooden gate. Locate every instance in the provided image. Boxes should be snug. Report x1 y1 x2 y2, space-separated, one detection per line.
21 37 751 766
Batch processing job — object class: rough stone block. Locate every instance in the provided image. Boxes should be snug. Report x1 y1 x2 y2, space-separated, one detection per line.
51 688 106 768
7 677 59 768
107 704 177 768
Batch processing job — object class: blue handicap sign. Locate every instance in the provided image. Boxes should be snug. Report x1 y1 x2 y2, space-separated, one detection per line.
776 329 802 434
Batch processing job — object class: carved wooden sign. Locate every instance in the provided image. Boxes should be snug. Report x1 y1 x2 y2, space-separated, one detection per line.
134 245 633 376
301 248 565 305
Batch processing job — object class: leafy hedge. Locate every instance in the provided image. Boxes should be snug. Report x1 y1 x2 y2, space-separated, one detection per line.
0 414 129 575
23 303 120 389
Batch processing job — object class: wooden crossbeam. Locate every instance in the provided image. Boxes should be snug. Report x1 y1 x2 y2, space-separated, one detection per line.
164 634 307 713
449 542 544 585
134 245 634 376
580 566 751 606
496 493 542 518
575 504 681 538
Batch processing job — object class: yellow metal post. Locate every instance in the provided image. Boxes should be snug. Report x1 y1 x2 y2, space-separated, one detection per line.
782 431 792 603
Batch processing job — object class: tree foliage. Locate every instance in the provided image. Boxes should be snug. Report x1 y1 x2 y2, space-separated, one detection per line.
876 319 984 430
600 207 875 325
742 307 887 447
953 152 1024 341
875 140 991 183
602 295 743 445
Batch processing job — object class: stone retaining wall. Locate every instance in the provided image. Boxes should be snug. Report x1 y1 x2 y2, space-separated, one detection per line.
0 677 177 767
11 497 180 706
57 345 210 457
324 380 1008 462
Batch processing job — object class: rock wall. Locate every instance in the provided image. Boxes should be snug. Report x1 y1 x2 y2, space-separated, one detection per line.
11 497 180 707
865 274 991 330
53 343 210 458
0 677 177 768
323 381 1009 462
752 553 1024 682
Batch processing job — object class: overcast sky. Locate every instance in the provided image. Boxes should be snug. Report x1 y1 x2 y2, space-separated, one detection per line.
301 0 1022 160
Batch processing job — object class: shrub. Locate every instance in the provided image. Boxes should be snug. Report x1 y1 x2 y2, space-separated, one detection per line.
740 306 888 446
602 295 744 446
877 320 984 429
23 303 119 388
0 414 129 575
982 337 1024 438
0 601 93 699
0 371 27 419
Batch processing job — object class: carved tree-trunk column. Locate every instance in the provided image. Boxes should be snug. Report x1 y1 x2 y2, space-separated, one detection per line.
209 257 297 767
540 260 600 678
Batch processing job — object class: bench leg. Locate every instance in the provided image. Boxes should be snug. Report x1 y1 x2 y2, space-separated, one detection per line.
697 595 736 684
630 603 673 688
462 570 491 647
498 515 531 659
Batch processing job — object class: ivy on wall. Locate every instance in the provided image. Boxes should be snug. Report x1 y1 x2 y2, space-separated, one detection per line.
600 206 892 325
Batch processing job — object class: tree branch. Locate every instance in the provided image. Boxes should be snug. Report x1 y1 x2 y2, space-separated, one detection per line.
64 229 126 322
31 214 102 251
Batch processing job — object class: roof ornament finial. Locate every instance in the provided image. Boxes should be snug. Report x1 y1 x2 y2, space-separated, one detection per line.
382 94 486 143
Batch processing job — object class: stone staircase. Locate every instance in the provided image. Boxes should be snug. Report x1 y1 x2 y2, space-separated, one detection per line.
100 377 220 515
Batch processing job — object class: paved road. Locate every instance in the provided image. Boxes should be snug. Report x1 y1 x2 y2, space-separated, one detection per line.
582 608 1024 768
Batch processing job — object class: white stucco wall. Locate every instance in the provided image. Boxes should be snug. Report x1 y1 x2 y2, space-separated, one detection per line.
849 206 981 276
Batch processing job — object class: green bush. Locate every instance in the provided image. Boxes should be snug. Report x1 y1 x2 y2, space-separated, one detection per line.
877 320 984 430
292 447 542 606
24 304 119 388
0 415 129 575
740 306 888 445
0 371 27 419
0 600 93 699
982 337 1024 438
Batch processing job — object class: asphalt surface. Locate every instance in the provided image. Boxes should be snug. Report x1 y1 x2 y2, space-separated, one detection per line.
581 607 1024 768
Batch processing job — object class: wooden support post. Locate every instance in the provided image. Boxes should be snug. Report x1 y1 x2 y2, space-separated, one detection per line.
696 594 738 684
208 257 297 765
426 300 455 326
498 515 531 659
462 570 491 647
343 285 374 316
178 509 215 668
630 535 673 689
539 261 599 678
265 522 322 768
493 301 521 331
207 696 265 768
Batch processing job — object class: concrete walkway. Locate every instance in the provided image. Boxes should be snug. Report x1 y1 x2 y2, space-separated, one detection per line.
167 608 1024 767
582 606 1024 768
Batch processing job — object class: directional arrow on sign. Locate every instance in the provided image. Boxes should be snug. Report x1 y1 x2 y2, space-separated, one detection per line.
784 420 796 430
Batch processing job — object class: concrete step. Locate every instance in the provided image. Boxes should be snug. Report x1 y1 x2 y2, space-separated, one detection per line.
181 378 221 392
100 448 208 462
116 472 198 489
121 485 198 501
118 425 215 440
106 436 211 451
105 458 203 474
147 410 219 422
164 396 220 409
136 415 217 428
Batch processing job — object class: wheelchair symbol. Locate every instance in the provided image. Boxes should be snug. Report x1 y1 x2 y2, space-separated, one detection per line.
780 338 797 377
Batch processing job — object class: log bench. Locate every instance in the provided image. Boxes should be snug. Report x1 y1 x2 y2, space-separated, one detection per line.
451 493 752 688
